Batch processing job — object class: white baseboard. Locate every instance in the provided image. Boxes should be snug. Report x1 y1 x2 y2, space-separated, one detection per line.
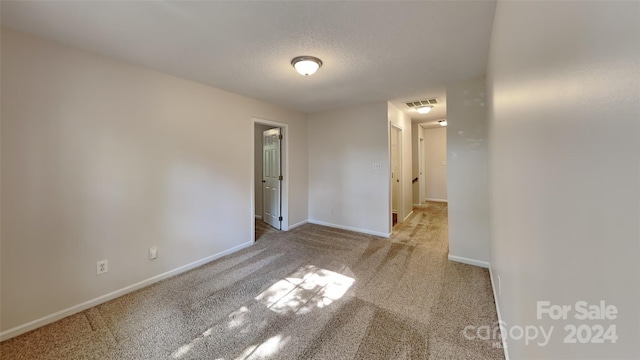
0 241 253 342
403 210 414 222
307 219 390 238
489 267 510 360
288 220 308 230
425 198 448 203
447 254 490 268
254 215 262 220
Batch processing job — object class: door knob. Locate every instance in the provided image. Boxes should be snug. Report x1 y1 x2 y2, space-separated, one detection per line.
262 180 266 183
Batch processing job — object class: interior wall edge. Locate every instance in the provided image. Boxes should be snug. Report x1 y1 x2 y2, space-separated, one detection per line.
447 254 489 269
307 219 390 238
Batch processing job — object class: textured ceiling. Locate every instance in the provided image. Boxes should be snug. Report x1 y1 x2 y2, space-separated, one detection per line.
1 1 496 118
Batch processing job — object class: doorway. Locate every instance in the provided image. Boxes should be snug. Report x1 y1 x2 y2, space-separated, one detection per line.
252 118 289 242
262 128 281 229
421 125 448 203
390 125 402 228
419 137 425 206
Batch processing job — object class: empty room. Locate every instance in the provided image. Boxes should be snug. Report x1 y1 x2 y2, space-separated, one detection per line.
1 1 638 360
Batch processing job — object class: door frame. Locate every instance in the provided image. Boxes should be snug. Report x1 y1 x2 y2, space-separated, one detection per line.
262 127 282 230
419 135 425 205
389 123 404 230
251 118 289 243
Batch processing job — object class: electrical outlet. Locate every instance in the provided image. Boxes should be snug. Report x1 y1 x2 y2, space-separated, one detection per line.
97 260 108 275
149 246 158 260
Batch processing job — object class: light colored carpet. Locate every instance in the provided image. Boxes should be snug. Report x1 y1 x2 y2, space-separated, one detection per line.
1 202 505 359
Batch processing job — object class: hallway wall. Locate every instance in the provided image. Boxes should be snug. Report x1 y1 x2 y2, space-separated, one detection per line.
487 1 640 358
446 77 490 266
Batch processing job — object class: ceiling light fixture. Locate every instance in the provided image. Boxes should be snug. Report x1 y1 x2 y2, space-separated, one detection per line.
291 56 323 76
439 120 447 126
416 105 432 114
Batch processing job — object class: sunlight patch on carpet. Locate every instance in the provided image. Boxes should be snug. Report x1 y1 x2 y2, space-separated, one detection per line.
172 265 354 359
239 334 291 359
256 265 354 315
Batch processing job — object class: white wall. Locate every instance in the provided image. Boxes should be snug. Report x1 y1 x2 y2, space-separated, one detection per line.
307 102 389 236
388 103 413 221
487 2 639 358
423 127 447 202
0 29 308 336
446 77 490 265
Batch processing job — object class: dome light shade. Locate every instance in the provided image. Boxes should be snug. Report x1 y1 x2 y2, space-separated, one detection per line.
291 56 322 76
439 120 447 126
416 106 432 114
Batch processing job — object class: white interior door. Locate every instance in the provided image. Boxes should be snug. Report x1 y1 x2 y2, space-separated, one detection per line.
262 128 282 229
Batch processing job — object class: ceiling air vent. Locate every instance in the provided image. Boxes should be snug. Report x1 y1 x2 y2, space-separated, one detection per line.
405 99 437 107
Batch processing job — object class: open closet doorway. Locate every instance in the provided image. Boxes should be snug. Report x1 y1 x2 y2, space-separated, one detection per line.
253 118 288 242
390 124 403 229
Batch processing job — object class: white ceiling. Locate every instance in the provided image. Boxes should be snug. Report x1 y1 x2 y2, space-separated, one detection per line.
1 1 496 119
